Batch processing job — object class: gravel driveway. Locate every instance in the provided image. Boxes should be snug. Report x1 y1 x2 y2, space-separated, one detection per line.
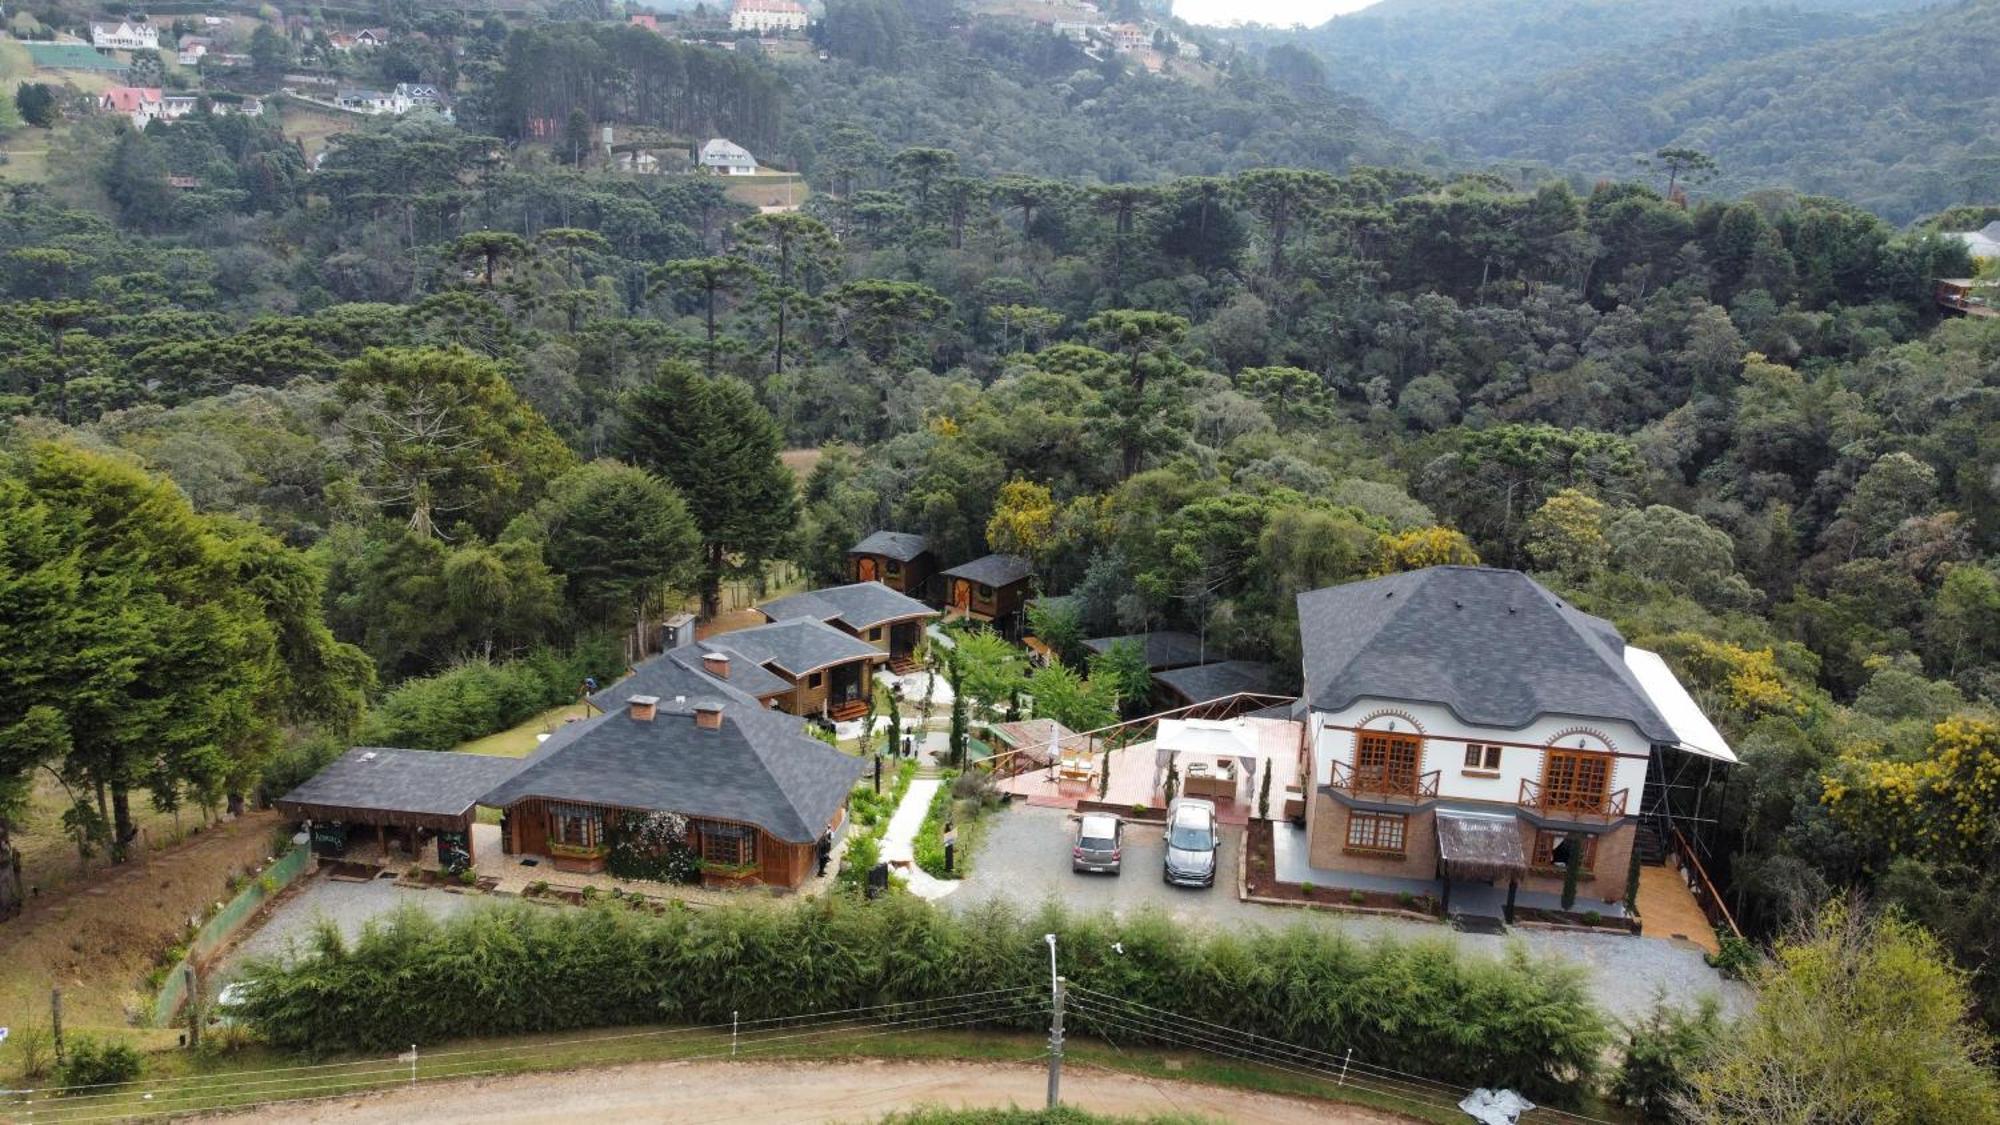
951 804 1750 1023
222 875 493 979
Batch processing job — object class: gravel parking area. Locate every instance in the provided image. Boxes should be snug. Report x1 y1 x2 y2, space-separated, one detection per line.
221 875 493 980
951 804 1750 1023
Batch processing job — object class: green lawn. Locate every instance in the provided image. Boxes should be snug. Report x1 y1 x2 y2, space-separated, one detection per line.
457 701 596 758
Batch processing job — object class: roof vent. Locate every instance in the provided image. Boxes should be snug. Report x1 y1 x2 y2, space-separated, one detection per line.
1453 600 1463 609
629 694 660 722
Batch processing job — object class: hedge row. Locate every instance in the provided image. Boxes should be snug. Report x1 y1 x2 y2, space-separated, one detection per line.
358 638 625 750
237 895 1608 1102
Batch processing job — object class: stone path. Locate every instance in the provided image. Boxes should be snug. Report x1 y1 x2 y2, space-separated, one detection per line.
877 777 958 901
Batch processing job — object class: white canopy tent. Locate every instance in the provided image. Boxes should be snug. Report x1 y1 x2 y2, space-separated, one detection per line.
1152 717 1282 801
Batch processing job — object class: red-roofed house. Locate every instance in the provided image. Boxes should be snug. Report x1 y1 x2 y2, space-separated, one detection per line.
100 86 165 126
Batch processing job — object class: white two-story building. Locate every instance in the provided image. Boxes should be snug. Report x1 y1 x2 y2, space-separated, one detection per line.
1296 566 1733 917
92 21 160 51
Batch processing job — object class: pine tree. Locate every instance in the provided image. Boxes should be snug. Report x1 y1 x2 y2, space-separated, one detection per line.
615 363 798 618
1258 758 1272 820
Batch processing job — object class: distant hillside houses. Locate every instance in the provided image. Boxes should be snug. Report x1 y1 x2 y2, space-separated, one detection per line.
91 20 159 51
730 0 808 34
99 86 263 127
328 27 391 52
700 138 758 175
334 83 448 117
1949 221 2000 260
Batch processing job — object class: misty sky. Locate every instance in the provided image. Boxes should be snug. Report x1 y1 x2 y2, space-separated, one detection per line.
1174 0 1377 26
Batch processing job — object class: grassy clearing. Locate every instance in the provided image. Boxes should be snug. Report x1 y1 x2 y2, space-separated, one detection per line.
1 1023 1466 1123
275 101 362 161
455 701 596 759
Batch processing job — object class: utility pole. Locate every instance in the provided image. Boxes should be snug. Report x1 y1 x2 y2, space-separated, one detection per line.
184 966 201 1049
1043 933 1063 1109
51 987 65 1063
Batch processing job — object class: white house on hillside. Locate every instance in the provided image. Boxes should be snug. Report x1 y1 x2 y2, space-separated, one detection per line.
1295 566 1734 920
699 138 758 176
730 0 809 34
1948 220 2000 261
92 21 160 51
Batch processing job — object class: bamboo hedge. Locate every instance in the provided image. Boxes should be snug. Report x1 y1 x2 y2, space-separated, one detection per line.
236 896 1608 1102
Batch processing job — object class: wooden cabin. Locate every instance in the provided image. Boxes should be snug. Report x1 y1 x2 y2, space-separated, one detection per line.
760 582 937 674
940 554 1035 632
848 531 936 598
483 694 862 889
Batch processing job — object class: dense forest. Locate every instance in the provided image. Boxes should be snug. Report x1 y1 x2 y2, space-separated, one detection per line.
1273 0 2000 222
2 0 2000 1101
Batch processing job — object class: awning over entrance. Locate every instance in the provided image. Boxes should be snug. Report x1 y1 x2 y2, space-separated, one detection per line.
1435 811 1528 883
1624 646 1737 763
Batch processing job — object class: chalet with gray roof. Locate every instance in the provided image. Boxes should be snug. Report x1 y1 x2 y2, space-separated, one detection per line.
1155 660 1281 708
276 747 520 864
941 553 1035 630
848 530 934 596
1293 566 1734 922
760 581 936 672
484 693 862 887
1081 631 1209 672
606 617 886 723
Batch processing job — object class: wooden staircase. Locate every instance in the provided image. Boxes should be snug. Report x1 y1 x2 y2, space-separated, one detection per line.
828 698 870 723
888 653 922 676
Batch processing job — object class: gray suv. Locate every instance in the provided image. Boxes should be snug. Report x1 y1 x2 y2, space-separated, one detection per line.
1072 813 1123 874
1163 799 1217 888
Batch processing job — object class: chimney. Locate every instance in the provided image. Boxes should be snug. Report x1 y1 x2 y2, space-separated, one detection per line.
693 700 724 731
628 694 660 722
703 652 732 680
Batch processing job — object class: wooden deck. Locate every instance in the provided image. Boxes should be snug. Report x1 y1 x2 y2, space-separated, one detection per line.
1635 864 1721 955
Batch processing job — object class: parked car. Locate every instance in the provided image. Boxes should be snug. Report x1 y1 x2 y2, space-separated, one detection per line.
1072 813 1123 874
1163 799 1217 888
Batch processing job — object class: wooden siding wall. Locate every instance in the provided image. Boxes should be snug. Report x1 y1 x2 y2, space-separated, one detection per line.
852 553 934 598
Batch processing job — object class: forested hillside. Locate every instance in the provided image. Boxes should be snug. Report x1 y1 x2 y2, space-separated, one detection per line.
1274 0 1992 221
780 0 1429 182
4 0 2000 1091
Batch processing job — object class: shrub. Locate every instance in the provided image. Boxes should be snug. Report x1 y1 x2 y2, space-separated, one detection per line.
359 637 624 750
6 1015 54 1079
1349 890 1365 905
606 811 699 884
1706 933 1760 980
57 1037 143 1089
1613 995 1727 1121
1583 911 1603 926
1396 891 1416 909
237 896 1611 1103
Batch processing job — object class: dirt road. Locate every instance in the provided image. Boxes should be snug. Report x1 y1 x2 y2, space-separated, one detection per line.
210 1058 1418 1124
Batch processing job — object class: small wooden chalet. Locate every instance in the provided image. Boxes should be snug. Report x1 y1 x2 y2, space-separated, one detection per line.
603 618 884 723
1154 660 1281 708
483 693 862 887
760 581 936 674
848 531 934 597
275 748 521 868
940 553 1035 630
1081 631 1210 672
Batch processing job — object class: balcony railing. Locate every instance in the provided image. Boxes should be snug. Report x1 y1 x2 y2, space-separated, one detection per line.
1519 778 1628 822
1327 759 1440 804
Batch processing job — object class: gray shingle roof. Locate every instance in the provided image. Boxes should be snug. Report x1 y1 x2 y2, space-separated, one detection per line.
1155 661 1281 704
850 530 930 562
481 699 863 842
1081 631 1208 670
278 748 523 820
703 617 881 677
592 646 786 710
942 553 1034 588
760 582 936 631
1296 566 1676 743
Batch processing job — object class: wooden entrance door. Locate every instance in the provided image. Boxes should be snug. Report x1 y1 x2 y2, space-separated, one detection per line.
953 579 972 611
857 556 877 582
1355 732 1421 795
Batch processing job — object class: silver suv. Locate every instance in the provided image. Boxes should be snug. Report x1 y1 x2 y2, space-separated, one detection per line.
1072 813 1123 874
1163 799 1217 888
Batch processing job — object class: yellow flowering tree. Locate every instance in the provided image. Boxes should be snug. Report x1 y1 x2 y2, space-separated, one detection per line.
1823 717 2000 864
1373 526 1479 574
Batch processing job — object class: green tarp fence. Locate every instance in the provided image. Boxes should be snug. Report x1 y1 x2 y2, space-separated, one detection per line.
151 841 311 1027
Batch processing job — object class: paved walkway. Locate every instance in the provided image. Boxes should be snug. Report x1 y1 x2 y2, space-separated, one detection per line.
878 777 958 901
